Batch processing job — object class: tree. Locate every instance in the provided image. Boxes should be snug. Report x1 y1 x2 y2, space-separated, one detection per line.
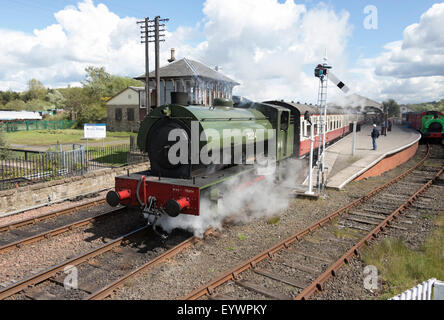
5 99 27 111
47 89 66 109
82 66 143 100
0 90 21 106
25 99 52 111
59 87 91 120
23 79 47 101
0 130 10 160
76 103 107 126
108 75 144 98
383 99 400 117
82 66 112 100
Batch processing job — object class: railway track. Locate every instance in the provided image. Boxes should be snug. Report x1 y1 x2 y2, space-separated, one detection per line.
0 200 125 254
0 225 202 300
84 229 214 300
182 144 444 300
0 197 106 233
2 145 441 300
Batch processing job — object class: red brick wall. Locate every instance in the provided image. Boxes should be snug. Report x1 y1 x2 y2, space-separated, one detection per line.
354 142 419 181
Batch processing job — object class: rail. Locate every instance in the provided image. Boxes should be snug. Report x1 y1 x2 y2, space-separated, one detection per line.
182 145 437 300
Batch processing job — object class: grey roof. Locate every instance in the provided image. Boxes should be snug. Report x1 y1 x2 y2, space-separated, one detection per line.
265 101 346 115
135 58 240 85
128 86 145 92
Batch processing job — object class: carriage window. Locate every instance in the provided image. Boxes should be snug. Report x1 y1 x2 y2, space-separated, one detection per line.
280 111 289 131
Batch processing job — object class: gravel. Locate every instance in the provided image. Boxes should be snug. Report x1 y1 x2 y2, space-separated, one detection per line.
2 144 438 300
0 207 147 288
0 190 109 227
312 149 444 300
107 145 432 300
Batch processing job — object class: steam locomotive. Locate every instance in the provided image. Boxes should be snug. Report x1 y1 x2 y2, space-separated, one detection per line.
406 111 444 139
106 93 364 228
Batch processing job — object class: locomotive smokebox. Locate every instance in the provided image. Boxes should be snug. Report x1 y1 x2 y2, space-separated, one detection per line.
171 92 189 105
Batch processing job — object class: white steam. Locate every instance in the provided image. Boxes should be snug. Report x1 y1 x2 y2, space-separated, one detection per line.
157 159 304 238
329 93 381 113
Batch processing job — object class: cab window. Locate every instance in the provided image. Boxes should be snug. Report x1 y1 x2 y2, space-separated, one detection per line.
280 111 289 131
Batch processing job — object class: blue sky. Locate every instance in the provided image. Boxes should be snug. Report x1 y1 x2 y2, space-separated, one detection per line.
0 0 443 103
0 0 437 57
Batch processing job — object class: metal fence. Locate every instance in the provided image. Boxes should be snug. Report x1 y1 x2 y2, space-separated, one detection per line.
390 279 444 300
0 120 76 132
0 144 148 191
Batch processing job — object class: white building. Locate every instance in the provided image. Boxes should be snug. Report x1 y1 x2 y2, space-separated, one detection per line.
135 57 240 106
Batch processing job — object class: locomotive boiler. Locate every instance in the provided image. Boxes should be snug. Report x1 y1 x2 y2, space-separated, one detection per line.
137 99 282 179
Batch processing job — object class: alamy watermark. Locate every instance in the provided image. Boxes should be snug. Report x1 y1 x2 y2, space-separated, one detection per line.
363 265 378 291
63 265 78 290
167 121 277 170
363 5 378 30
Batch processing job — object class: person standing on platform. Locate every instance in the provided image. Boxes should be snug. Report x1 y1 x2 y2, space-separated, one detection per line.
381 121 387 136
371 124 380 150
388 119 392 132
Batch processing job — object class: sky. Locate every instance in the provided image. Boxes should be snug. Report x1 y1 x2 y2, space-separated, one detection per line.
0 0 443 104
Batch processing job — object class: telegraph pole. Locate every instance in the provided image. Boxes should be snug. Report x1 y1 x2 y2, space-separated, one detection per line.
154 16 168 107
137 16 168 110
138 18 151 113
155 16 161 107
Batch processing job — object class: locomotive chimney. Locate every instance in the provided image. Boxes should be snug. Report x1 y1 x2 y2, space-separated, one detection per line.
168 48 176 63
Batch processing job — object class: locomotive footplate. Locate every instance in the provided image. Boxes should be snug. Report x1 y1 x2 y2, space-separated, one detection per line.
107 165 263 220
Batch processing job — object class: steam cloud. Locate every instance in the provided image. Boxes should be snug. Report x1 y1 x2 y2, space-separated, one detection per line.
157 159 305 238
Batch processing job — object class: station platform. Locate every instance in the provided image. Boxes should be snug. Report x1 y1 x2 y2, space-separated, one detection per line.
305 125 421 190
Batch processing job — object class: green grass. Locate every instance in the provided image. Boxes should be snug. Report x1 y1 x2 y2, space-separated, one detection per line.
334 227 361 240
237 233 247 241
267 216 281 225
5 129 137 146
361 214 444 299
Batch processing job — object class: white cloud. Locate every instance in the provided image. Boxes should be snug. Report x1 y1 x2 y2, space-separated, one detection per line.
1 0 443 104
352 2 444 104
0 0 143 91
0 0 353 106
191 0 352 102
